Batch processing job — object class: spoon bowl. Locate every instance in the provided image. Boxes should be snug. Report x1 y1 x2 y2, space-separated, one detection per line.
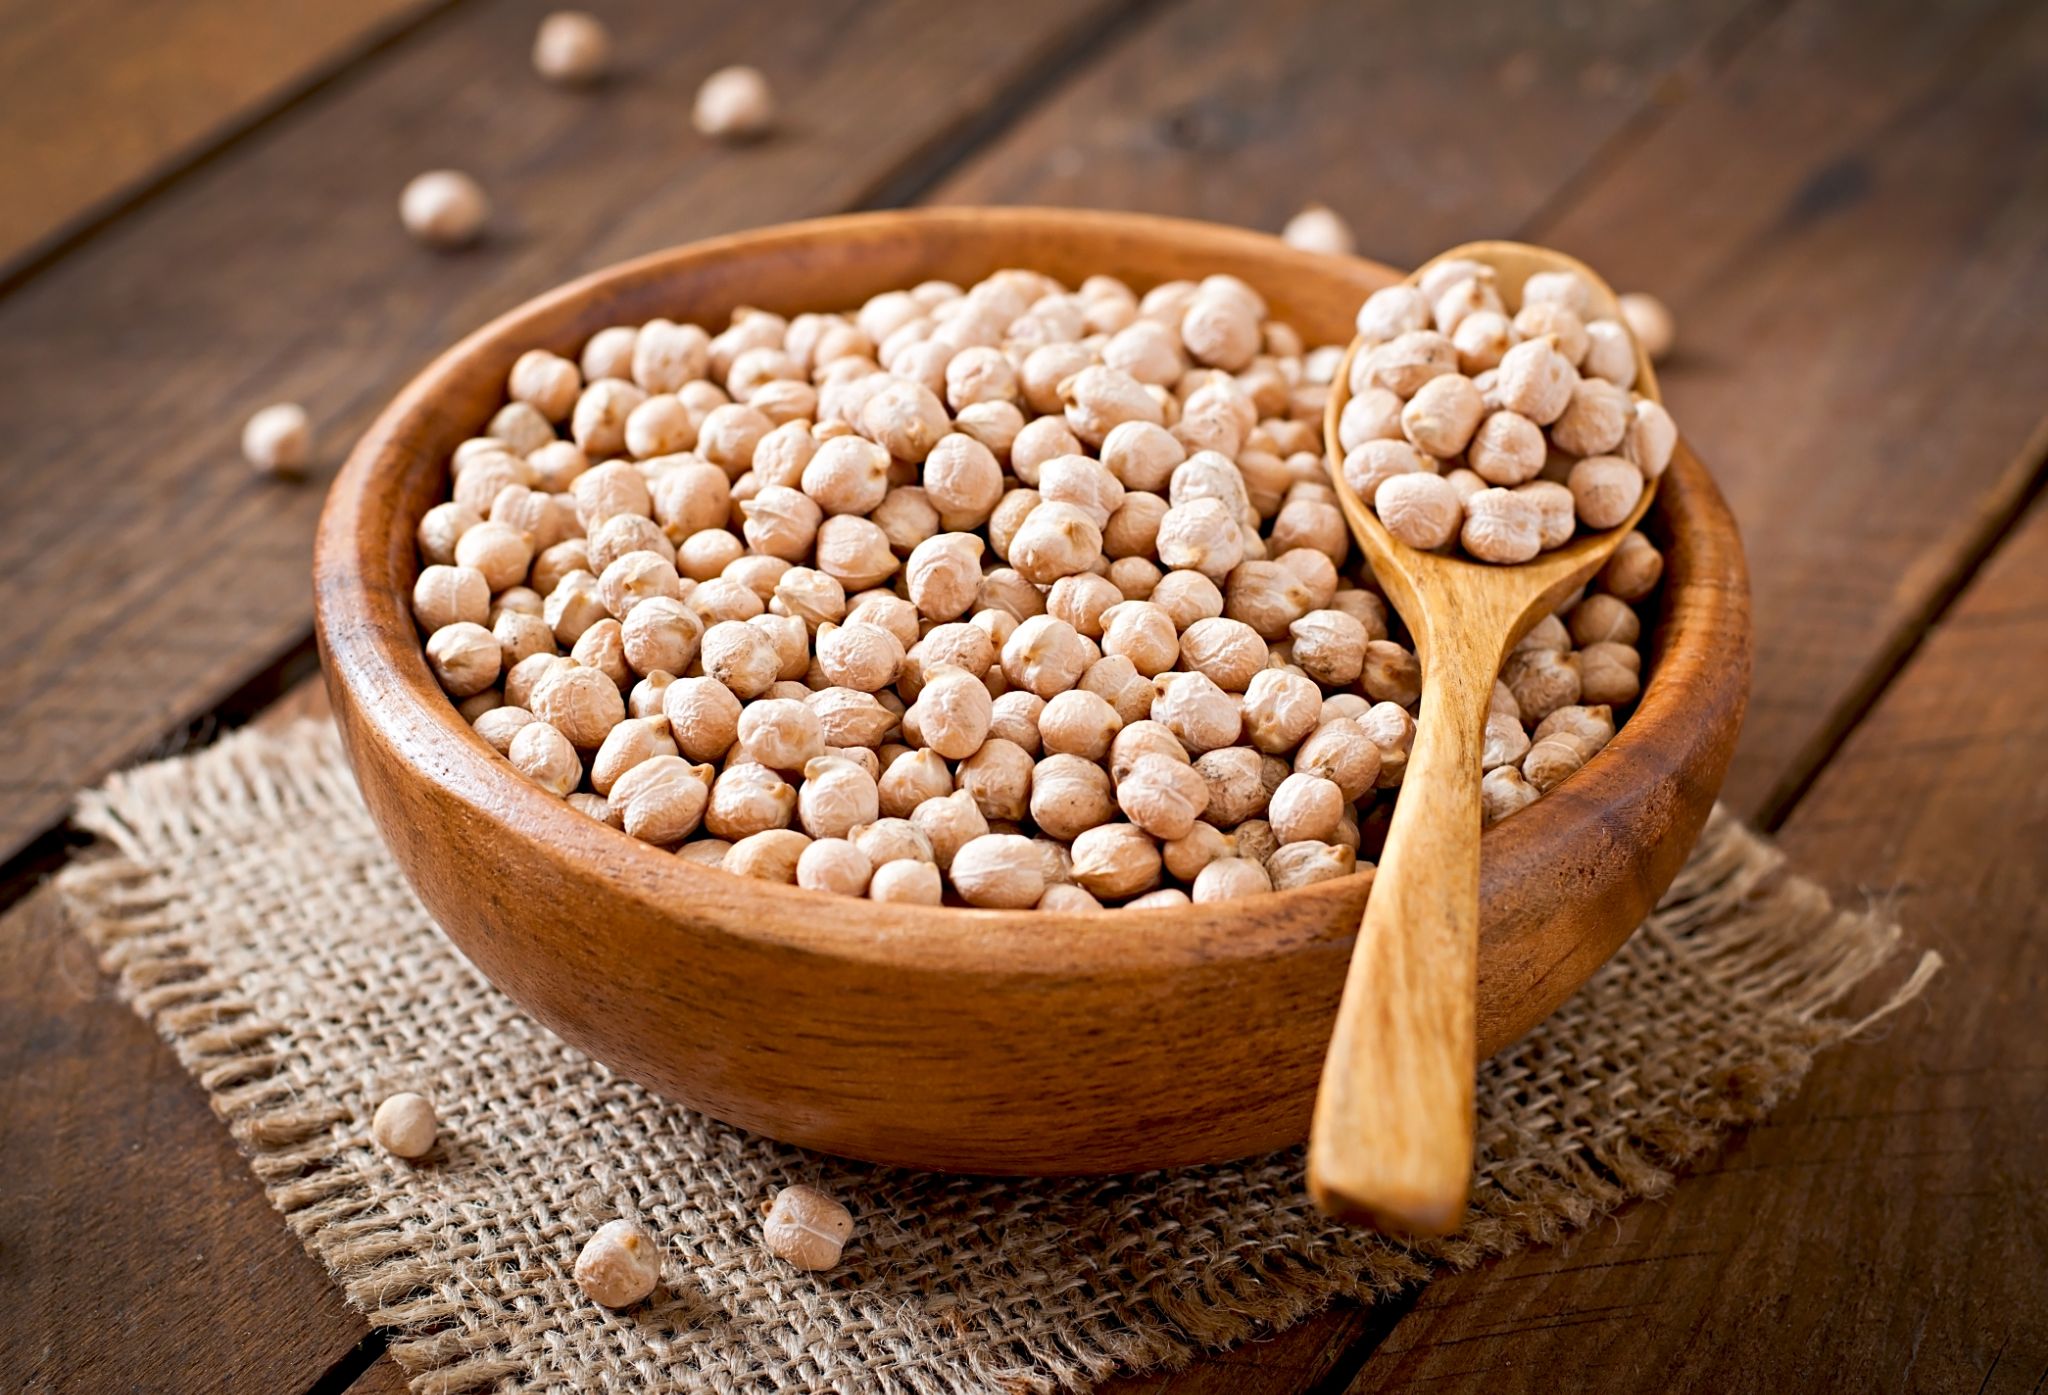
1312 241 1663 1233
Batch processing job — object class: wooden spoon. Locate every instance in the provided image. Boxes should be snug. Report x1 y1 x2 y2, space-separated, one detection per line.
1310 241 1662 1233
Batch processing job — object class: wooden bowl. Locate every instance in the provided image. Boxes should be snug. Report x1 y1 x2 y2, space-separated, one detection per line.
315 207 1749 1174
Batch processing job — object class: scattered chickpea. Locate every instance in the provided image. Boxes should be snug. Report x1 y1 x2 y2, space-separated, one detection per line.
694 65 775 140
576 1218 661 1308
1280 203 1355 257
762 1184 853 1271
399 170 488 249
371 1091 438 1159
1619 292 1675 363
242 403 312 477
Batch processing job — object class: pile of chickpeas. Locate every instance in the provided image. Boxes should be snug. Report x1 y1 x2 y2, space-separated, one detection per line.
411 265 1665 909
1341 262 1676 562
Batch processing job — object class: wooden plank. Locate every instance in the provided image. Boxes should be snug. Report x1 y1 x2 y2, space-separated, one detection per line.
1346 502 2048 1392
0 0 1122 868
1514 0 2048 818
933 0 1758 271
0 884 372 1395
0 0 445 277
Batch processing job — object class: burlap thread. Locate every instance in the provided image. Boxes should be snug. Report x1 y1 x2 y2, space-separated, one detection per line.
57 721 1937 1394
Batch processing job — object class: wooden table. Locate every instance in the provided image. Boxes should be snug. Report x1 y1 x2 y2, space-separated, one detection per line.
3 1 2042 1390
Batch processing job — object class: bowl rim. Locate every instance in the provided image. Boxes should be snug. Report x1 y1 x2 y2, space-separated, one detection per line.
316 205 1748 983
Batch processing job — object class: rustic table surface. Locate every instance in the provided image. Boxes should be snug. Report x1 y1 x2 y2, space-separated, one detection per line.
3 1 2043 1391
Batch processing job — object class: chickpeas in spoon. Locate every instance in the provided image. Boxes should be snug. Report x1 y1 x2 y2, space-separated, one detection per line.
1311 242 1670 1235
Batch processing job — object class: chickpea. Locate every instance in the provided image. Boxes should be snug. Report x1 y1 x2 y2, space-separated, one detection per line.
1069 823 1162 900
1151 670 1240 754
1549 378 1632 458
1601 530 1664 602
813 621 905 693
718 829 807 884
956 738 1033 822
877 747 952 818
1502 646 1583 724
1000 615 1091 700
792 435 885 517
1008 501 1104 584
569 460 653 535
1373 472 1463 550
605 755 711 844
1171 616 1262 692
806 686 896 749
1493 335 1578 426
814 515 899 590
1511 301 1587 368
399 169 489 249
988 690 1046 754
797 838 873 896
904 532 985 622
1193 857 1272 903
1241 668 1322 754
1340 438 1431 509
1222 561 1314 641
952 399 1025 461
1582 319 1638 388
1294 719 1382 802
910 788 989 871
1568 455 1646 531
509 719 582 796
1400 373 1485 458
416 501 482 568
1462 487 1544 564
1578 640 1643 706
413 564 490 635
1154 498 1243 581
1481 765 1540 824
591 714 679 796
1266 841 1357 890
1115 753 1210 841
735 698 823 771
1037 690 1123 761
1107 556 1163 601
796 755 880 840
949 833 1047 909
473 704 536 756
1029 754 1115 841
528 661 621 747
859 857 936 905
446 521 529 595
903 663 990 760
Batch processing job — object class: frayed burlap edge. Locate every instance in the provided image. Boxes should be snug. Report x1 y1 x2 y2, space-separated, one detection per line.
56 722 1939 1395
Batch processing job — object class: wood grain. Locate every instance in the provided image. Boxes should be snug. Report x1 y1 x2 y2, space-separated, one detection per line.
0 884 369 1395
0 0 444 277
316 206 1744 1174
1311 242 1675 1231
932 0 1757 270
0 0 1120 869
1347 498 2048 1394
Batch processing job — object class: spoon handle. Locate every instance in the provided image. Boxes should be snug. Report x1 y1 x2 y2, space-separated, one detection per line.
1307 646 1494 1234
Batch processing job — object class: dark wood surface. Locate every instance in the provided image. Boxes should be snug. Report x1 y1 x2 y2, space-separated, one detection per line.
0 0 444 278
0 0 2040 1391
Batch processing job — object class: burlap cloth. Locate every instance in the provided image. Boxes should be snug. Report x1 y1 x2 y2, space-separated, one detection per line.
57 720 1937 1395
